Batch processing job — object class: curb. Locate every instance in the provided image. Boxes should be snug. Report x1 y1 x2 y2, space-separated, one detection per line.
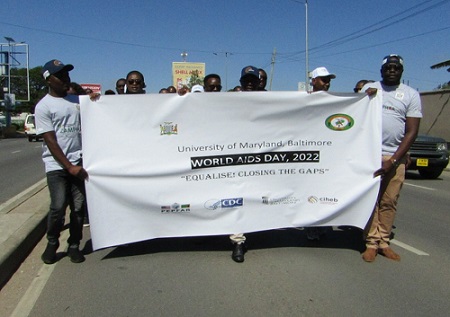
0 180 49 289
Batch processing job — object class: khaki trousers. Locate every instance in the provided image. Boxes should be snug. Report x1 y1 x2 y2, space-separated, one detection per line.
365 156 405 249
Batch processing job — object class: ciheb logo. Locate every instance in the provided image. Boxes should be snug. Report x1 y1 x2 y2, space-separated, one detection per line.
204 198 244 210
307 195 338 205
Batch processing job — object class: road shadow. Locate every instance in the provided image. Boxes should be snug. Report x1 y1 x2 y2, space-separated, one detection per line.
101 226 366 260
405 170 445 181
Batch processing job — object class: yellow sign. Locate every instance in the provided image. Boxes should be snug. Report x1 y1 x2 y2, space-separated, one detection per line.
172 62 205 89
417 158 429 167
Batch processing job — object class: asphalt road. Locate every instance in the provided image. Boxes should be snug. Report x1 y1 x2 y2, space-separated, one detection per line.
1 170 449 317
0 136 45 205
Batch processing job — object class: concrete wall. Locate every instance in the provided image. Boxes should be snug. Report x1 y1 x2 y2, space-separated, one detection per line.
419 90 450 141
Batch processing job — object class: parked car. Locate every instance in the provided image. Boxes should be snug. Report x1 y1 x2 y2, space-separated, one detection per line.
24 114 40 142
408 134 449 179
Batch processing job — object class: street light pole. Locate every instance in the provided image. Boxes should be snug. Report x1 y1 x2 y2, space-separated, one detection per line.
214 52 232 91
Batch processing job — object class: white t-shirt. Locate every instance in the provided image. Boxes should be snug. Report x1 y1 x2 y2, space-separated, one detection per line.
35 94 83 172
363 81 422 155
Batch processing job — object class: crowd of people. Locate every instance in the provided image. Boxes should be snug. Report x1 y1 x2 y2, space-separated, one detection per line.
34 54 422 265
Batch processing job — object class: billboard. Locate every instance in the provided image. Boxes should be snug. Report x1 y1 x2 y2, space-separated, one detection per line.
172 62 205 89
81 83 102 94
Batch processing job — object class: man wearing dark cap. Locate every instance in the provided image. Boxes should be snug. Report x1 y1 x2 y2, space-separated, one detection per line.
362 54 422 262
35 59 88 264
239 65 260 92
227 65 262 263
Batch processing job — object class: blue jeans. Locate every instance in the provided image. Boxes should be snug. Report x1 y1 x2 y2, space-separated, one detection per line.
46 168 86 246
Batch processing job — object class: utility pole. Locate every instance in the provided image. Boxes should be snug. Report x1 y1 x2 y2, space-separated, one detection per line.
213 51 232 91
305 0 309 92
269 47 276 91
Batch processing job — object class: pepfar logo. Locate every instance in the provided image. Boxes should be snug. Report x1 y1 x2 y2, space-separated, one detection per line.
204 198 244 210
161 203 190 213
325 114 354 131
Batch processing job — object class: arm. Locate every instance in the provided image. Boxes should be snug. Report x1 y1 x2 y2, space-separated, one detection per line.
42 131 89 180
374 117 420 177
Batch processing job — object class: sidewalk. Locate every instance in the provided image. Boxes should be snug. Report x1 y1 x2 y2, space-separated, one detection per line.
0 179 49 289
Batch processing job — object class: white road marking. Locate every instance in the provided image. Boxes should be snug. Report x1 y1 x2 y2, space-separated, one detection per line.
404 182 435 191
10 230 70 317
11 150 21 154
390 239 430 256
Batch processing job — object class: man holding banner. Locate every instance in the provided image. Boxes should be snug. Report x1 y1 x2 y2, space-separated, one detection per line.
362 54 422 262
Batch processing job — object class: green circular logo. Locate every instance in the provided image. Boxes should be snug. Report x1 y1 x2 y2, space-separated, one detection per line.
325 114 354 131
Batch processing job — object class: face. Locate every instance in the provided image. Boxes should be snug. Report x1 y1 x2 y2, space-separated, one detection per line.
116 79 126 94
312 76 332 92
381 62 403 86
126 72 145 94
258 70 267 90
47 71 71 97
354 81 366 93
204 77 222 92
240 75 260 91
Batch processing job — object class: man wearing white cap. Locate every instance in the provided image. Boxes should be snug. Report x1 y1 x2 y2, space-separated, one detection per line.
305 66 336 241
310 67 336 92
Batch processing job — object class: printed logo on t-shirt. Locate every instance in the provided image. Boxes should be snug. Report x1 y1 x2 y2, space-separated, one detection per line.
395 91 404 100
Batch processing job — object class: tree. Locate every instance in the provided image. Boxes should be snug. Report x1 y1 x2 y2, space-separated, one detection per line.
8 66 47 113
187 70 204 89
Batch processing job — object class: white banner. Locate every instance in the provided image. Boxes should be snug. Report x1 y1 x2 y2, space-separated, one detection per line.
80 92 382 250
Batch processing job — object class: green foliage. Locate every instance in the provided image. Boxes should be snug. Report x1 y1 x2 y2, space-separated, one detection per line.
187 70 204 89
6 66 47 113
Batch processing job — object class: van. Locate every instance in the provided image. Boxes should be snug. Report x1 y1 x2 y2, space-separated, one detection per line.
24 114 40 142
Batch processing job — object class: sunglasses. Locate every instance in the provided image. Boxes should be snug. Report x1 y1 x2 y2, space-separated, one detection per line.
354 88 361 93
208 85 222 91
127 79 142 85
383 64 403 71
318 77 331 83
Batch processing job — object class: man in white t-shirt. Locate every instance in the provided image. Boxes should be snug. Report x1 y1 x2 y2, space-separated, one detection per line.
362 54 422 262
35 59 89 264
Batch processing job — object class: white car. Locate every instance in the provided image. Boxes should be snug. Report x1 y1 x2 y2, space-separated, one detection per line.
24 114 40 142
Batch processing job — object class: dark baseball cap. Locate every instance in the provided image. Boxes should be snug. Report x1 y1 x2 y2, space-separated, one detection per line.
240 65 260 80
42 59 74 79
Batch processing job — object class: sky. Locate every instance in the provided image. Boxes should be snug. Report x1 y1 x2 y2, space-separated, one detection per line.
1 0 449 94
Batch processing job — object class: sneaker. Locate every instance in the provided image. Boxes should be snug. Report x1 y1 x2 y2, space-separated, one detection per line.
41 242 59 264
68 246 85 263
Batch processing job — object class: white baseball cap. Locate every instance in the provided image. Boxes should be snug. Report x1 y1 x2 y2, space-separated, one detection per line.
191 85 204 93
310 67 336 79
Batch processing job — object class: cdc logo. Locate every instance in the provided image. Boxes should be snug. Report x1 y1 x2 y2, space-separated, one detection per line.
205 198 244 210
